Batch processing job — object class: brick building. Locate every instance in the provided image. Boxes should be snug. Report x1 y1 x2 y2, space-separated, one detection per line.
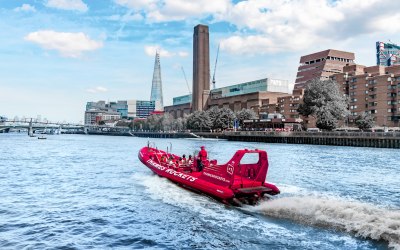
295 49 355 89
332 64 400 127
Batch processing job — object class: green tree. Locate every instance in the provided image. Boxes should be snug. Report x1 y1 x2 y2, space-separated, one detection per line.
186 111 211 131
132 119 146 131
216 107 235 129
355 112 375 130
298 79 349 130
235 108 257 127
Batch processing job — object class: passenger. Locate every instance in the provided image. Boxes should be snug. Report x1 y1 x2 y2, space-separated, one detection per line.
181 154 187 164
160 155 167 163
187 155 193 165
168 156 175 168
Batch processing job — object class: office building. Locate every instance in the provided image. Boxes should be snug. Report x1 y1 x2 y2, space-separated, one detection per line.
332 64 400 127
294 49 355 89
85 99 155 124
376 41 400 66
150 51 164 111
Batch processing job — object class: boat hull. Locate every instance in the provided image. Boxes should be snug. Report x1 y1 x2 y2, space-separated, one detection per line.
138 147 279 205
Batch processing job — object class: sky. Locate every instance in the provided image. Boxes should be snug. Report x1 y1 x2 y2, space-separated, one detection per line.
1 0 400 123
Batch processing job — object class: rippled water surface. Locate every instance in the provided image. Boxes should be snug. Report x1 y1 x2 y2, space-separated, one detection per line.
0 133 399 249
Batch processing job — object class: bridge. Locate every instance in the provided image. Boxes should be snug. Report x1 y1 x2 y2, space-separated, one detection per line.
0 119 133 136
0 119 84 135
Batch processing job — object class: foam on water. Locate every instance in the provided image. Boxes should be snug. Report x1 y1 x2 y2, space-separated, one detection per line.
133 173 296 238
254 196 400 249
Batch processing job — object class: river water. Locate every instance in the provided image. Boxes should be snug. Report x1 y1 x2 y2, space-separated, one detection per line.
0 133 399 249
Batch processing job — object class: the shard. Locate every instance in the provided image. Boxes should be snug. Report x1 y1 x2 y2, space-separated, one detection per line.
150 51 164 111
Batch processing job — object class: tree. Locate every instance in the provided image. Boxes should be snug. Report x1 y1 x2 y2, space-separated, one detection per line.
298 78 349 130
146 114 162 131
160 113 174 131
355 112 375 130
186 111 211 131
235 108 257 127
206 106 220 130
132 119 146 131
216 107 235 129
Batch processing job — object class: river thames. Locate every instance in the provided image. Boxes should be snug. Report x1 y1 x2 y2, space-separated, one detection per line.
0 133 399 249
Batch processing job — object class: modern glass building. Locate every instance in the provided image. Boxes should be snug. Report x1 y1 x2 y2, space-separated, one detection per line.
136 100 155 118
171 78 289 106
85 100 155 122
150 52 164 111
376 41 400 66
173 94 192 105
210 78 289 99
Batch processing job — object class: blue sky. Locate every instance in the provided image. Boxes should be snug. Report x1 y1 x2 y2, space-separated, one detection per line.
1 0 400 123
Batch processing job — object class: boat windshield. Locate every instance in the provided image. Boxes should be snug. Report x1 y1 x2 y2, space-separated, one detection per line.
239 152 260 164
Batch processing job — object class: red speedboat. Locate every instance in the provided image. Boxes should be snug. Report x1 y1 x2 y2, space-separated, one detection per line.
138 145 280 205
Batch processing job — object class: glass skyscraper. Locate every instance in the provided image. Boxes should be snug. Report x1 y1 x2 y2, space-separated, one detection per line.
376 41 400 66
150 51 164 111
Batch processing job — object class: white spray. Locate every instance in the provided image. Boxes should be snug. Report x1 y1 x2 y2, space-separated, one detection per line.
255 196 400 249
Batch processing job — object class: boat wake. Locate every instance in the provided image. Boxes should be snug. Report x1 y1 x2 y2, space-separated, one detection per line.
254 196 400 249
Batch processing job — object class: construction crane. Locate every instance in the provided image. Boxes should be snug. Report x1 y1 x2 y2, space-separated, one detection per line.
181 66 191 94
212 43 220 90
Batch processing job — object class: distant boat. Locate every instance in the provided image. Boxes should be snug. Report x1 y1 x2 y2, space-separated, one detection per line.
38 136 46 139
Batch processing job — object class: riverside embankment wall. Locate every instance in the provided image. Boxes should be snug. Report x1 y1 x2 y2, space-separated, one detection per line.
223 131 400 149
85 130 400 149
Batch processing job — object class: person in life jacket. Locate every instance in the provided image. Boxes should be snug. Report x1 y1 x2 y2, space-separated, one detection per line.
197 146 208 171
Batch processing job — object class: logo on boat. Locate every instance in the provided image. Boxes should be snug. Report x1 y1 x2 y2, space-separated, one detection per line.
203 172 230 183
165 169 197 182
227 164 234 175
146 159 166 171
146 159 197 182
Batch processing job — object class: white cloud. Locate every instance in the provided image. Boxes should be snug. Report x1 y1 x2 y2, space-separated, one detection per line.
144 45 174 57
24 30 103 58
147 0 230 22
107 12 143 22
115 0 157 10
86 86 108 93
178 51 188 57
14 4 36 12
218 0 400 54
115 0 230 22
46 0 88 12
